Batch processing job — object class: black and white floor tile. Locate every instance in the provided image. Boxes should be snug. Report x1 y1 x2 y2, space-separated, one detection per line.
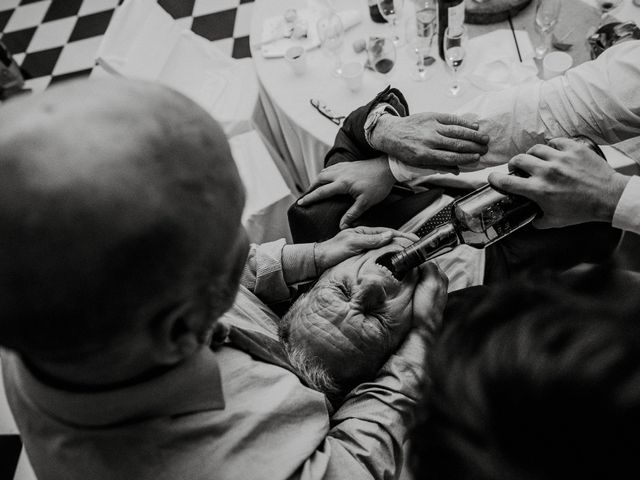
0 0 254 92
0 1 255 477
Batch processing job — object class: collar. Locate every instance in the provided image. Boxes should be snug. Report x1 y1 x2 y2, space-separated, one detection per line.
3 346 224 427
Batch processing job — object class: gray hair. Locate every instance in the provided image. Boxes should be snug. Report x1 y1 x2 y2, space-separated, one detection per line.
279 293 341 397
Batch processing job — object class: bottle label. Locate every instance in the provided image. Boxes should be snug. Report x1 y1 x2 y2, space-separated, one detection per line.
448 2 465 35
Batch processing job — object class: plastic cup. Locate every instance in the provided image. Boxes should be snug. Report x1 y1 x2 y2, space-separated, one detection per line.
341 61 364 92
542 51 573 80
285 46 307 75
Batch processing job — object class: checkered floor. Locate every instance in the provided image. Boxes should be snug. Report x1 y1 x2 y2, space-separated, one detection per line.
0 1 255 477
0 0 255 92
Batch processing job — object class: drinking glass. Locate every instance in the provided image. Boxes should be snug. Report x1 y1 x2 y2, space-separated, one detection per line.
595 0 623 26
444 26 467 97
367 36 397 77
534 0 561 58
317 12 345 77
377 0 405 45
406 1 437 81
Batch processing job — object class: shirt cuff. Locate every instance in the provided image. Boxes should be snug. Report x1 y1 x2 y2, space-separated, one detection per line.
282 243 317 284
252 239 290 302
613 175 640 235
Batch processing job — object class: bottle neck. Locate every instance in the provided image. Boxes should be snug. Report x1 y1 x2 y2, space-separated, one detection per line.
384 223 460 279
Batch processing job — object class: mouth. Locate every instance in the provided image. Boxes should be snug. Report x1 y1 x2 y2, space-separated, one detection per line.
375 251 403 281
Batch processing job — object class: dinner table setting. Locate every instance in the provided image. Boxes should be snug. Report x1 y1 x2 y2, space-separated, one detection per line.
249 0 640 193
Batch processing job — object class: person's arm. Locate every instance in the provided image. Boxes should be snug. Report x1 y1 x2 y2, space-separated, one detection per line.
240 228 412 304
291 263 448 480
455 40 640 168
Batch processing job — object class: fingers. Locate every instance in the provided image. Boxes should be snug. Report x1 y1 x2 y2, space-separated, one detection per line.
546 137 579 151
434 113 480 130
488 171 534 197
438 124 490 146
347 229 395 250
435 135 490 155
340 196 373 229
412 262 448 334
526 143 562 160
508 153 547 177
297 182 345 206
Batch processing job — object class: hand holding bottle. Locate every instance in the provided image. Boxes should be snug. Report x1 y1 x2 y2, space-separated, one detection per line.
488 138 630 229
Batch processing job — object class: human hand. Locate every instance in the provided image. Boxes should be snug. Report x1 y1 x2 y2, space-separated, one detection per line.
297 158 396 229
314 226 418 274
411 262 448 341
369 112 490 171
488 138 631 229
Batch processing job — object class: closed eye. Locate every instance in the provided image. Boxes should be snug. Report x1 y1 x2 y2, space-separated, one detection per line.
330 281 351 299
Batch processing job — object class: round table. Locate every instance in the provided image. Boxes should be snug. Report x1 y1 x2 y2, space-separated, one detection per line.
250 0 637 192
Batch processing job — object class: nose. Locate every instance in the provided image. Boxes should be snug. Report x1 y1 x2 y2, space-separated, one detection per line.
352 274 387 312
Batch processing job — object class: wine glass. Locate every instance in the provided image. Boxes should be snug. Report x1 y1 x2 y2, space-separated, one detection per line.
377 0 405 46
444 26 467 97
317 12 345 77
367 36 397 77
406 1 437 81
595 0 623 26
534 0 561 58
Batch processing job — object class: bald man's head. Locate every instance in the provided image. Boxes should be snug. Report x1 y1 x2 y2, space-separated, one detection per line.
0 79 246 360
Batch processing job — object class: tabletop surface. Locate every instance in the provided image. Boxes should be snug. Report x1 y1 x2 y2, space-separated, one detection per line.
250 0 640 164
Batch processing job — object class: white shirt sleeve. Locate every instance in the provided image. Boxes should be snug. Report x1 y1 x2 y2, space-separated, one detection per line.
453 40 640 169
613 175 640 235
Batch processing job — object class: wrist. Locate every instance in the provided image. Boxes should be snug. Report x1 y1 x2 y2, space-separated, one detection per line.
369 114 399 152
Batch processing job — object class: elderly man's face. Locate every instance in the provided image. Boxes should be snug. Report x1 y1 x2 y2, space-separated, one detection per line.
285 237 421 388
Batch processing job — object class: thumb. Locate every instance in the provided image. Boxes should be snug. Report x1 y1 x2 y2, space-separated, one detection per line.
412 263 448 336
339 195 372 230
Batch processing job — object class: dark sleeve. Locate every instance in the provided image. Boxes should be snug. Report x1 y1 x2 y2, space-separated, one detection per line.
325 86 409 167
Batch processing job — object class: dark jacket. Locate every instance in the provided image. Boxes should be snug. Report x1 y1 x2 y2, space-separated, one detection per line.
288 87 443 242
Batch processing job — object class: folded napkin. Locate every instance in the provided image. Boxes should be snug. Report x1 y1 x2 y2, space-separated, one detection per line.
157 32 259 137
466 29 538 92
261 9 362 58
96 0 189 80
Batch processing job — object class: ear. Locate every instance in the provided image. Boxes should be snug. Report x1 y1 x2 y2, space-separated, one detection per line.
150 302 212 365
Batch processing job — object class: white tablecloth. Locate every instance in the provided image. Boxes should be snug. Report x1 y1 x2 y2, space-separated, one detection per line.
250 0 640 191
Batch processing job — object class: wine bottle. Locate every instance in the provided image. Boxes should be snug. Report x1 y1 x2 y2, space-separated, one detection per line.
437 0 465 59
376 137 606 280
368 0 387 23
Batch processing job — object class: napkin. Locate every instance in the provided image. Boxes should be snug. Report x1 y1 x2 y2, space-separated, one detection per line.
96 0 259 137
95 0 190 80
466 29 539 92
157 32 259 137
260 9 362 58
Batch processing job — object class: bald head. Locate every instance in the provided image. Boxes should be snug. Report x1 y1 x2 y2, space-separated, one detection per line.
0 79 245 359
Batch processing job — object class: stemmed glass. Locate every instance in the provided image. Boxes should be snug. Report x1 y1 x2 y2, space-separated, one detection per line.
595 0 623 26
367 36 397 77
444 26 467 97
317 12 345 77
534 0 561 58
377 0 405 46
406 1 437 81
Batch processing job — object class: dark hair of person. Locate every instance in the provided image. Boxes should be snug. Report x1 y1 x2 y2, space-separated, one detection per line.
410 265 640 480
